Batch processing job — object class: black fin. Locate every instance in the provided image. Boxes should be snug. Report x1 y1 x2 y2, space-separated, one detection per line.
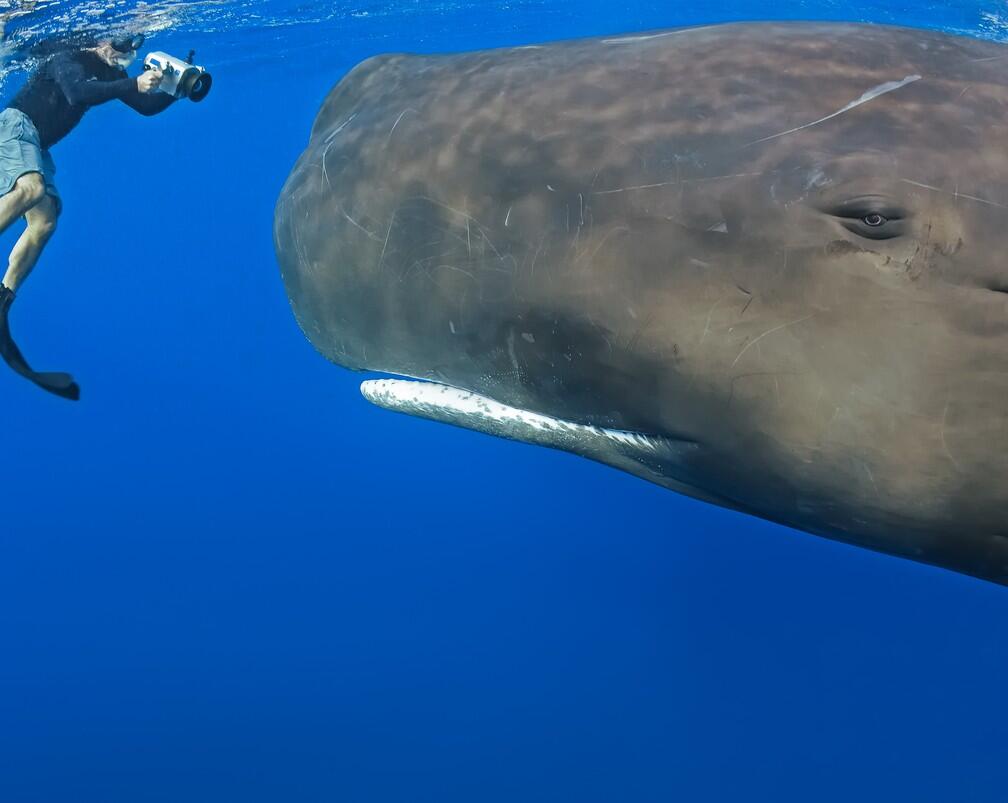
0 287 80 401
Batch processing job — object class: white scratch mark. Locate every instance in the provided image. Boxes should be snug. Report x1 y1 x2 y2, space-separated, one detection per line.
320 113 359 190
529 234 545 277
731 314 816 367
378 209 397 272
940 399 962 472
434 264 476 281
505 206 512 227
321 143 334 190
339 207 382 242
323 112 358 144
580 225 629 266
602 27 715 44
592 180 680 196
745 75 922 146
863 462 879 497
700 297 724 344
899 179 1008 210
900 178 942 193
591 173 761 196
482 231 503 261
411 195 505 261
386 107 417 143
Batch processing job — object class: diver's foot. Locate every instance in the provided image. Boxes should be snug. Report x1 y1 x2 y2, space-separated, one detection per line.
0 285 80 401
33 371 80 401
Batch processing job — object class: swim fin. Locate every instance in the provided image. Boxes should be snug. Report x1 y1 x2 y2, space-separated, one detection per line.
0 285 80 401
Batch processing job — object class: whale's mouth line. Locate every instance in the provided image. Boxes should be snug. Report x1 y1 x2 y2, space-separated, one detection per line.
360 376 762 520
359 376 698 457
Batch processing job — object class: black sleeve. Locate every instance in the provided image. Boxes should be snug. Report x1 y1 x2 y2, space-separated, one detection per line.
52 55 134 106
118 84 176 116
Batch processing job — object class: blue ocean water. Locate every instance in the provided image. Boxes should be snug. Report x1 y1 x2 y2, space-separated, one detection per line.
0 2 1005 801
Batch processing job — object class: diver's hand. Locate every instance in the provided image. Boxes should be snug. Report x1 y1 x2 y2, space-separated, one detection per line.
137 68 162 94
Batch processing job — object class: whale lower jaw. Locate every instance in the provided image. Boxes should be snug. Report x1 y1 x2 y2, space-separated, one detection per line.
359 377 700 488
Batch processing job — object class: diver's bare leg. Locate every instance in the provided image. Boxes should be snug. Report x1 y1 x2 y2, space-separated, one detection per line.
0 173 46 272
0 181 76 401
3 192 57 292
0 173 45 229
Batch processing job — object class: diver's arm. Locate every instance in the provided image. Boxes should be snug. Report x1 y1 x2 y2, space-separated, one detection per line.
53 55 134 106
118 86 176 116
117 67 175 116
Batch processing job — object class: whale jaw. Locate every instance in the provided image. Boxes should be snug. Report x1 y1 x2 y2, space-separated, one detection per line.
359 377 720 499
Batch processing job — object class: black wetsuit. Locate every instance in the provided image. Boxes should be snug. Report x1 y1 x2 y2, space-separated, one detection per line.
8 49 174 148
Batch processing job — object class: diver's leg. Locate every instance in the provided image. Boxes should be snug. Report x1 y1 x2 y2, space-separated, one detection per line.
3 191 58 291
0 189 76 400
0 173 45 266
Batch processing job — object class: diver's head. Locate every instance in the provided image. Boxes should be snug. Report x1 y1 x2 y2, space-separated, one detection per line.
95 33 145 69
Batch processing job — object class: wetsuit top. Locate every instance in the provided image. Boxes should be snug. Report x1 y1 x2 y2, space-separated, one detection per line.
7 49 174 149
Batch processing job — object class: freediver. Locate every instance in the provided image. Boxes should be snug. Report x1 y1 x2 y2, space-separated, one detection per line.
0 33 175 400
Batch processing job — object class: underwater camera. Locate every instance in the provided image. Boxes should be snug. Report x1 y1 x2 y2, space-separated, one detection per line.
143 50 212 102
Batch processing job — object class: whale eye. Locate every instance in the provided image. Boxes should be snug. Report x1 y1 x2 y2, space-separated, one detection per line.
822 196 907 241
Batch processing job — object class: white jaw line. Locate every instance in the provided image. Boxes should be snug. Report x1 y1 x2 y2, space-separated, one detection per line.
359 377 697 467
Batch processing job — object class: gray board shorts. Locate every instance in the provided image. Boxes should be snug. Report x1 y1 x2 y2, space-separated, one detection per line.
0 107 59 205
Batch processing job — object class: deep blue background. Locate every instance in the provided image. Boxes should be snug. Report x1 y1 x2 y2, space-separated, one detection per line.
0 2 1006 801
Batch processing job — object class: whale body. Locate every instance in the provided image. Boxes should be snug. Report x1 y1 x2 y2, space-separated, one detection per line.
275 23 1008 584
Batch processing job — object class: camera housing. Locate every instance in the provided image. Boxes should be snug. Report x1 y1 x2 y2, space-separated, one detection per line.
143 51 212 102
